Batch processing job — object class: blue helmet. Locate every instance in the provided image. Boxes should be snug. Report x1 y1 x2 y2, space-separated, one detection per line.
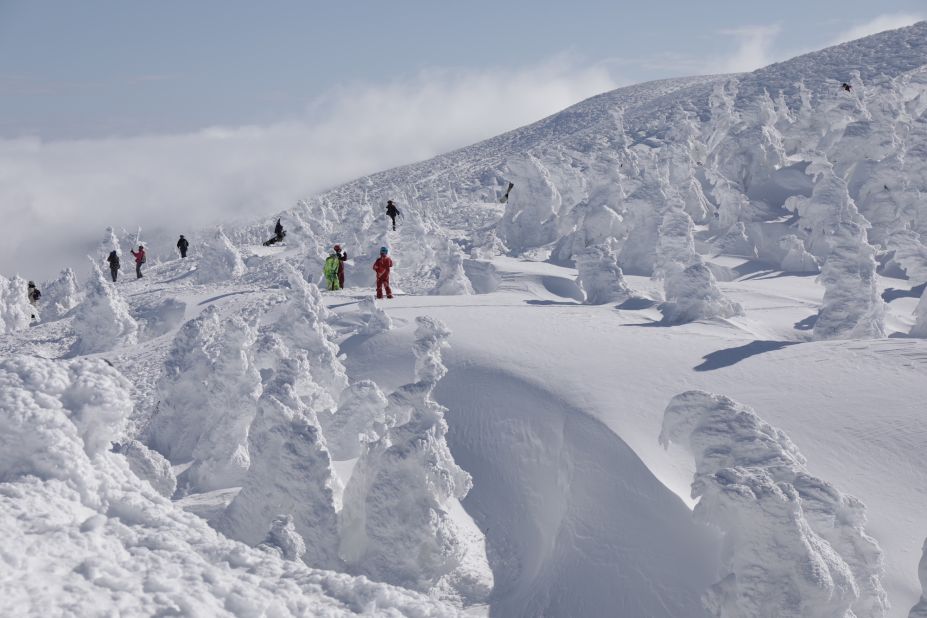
380 246 388 254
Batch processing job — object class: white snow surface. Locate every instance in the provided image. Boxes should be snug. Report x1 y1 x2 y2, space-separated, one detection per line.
3 21 927 618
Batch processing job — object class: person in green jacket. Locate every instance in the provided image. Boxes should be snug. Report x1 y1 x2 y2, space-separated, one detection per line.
323 250 342 291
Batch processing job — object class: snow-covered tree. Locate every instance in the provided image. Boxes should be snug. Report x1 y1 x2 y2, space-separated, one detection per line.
656 209 742 323
256 515 307 562
41 268 82 320
147 305 261 492
575 244 632 305
499 154 563 252
194 227 246 284
339 317 491 601
101 226 122 260
218 357 340 569
431 238 474 295
661 390 887 618
70 260 138 355
322 380 389 460
115 439 177 498
0 274 35 334
911 287 927 338
814 220 885 340
779 234 820 273
910 539 927 618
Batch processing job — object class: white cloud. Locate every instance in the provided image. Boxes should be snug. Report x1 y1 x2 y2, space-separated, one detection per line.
830 13 925 45
0 56 618 281
711 25 782 74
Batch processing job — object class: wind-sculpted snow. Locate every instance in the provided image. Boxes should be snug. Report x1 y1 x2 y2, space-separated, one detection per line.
0 356 460 616
194 227 246 284
340 316 492 604
70 260 138 355
323 379 389 460
356 296 393 335
147 305 261 492
575 244 632 304
218 357 341 569
0 274 34 334
660 390 888 618
115 439 177 498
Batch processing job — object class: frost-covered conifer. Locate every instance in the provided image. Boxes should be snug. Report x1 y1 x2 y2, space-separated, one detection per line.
356 296 392 335
116 439 177 498
339 317 491 601
42 268 82 320
779 234 820 273
194 227 246 284
322 380 389 460
911 287 927 338
70 260 138 354
218 357 340 569
910 540 927 617
499 154 563 252
575 244 632 305
431 238 473 295
147 305 260 492
661 390 887 618
257 515 307 562
0 275 35 334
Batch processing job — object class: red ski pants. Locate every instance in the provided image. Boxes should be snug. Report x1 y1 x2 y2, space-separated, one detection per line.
376 273 392 299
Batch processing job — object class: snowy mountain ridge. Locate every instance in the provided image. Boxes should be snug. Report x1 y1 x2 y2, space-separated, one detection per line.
2 21 927 618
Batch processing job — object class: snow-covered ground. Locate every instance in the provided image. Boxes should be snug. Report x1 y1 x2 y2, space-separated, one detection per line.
4 20 927 618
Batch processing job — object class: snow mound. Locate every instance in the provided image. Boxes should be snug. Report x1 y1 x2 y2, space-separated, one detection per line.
660 390 887 618
356 296 393 335
70 260 138 355
431 238 474 296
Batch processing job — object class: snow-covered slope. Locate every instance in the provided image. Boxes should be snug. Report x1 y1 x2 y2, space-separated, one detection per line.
4 20 927 618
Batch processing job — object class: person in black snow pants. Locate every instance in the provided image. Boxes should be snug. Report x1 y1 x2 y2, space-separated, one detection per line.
386 200 401 231
131 246 146 279
107 250 120 282
177 235 189 258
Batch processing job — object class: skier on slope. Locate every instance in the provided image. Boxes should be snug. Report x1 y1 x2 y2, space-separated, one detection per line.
177 235 189 258
386 200 401 231
130 245 146 279
323 249 342 291
107 250 121 283
373 246 393 299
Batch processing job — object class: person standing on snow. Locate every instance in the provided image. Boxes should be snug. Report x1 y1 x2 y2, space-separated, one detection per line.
385 200 401 231
323 249 342 291
27 281 40 320
107 250 121 283
177 235 189 258
333 244 348 288
130 245 146 279
372 246 393 299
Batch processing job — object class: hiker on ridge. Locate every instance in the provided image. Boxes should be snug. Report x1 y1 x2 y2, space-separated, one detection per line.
130 245 146 279
386 200 401 231
373 246 393 299
177 235 189 258
263 218 287 246
107 250 120 282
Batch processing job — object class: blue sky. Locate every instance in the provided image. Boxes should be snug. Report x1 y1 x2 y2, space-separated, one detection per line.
0 1 924 280
1 1 924 138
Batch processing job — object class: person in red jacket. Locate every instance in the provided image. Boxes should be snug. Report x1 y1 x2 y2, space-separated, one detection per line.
372 246 393 299
130 245 146 279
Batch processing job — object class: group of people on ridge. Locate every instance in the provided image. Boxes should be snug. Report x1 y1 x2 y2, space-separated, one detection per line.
105 234 189 283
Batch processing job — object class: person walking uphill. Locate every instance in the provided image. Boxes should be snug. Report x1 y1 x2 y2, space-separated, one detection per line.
386 200 401 231
373 246 393 299
131 245 146 279
177 235 189 258
107 250 120 283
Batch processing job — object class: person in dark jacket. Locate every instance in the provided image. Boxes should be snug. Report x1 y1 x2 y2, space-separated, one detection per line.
385 201 401 231
263 219 287 246
27 281 41 304
107 250 120 282
333 244 347 289
177 235 189 258
130 246 146 279
841 82 852 93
